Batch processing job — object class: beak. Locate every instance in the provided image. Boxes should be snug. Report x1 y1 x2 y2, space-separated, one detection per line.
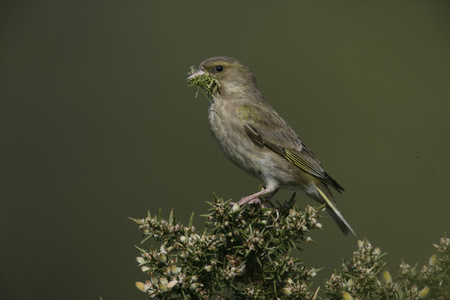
187 68 205 81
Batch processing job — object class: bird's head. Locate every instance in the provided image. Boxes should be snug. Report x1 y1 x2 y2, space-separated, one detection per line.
187 56 257 96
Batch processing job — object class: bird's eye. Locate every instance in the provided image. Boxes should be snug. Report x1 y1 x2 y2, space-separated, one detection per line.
215 65 224 72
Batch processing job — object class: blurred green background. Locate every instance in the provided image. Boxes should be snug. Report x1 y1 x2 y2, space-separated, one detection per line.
1 1 449 299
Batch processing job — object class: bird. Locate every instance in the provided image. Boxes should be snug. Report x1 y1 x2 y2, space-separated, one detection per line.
187 56 357 238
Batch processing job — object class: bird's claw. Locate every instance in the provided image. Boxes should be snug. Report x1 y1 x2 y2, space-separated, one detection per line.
237 196 261 206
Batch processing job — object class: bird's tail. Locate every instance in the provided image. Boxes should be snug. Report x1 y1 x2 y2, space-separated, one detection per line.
316 186 358 239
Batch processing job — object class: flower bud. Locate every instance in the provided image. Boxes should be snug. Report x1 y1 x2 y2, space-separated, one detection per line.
167 280 178 289
136 257 146 264
357 240 364 248
180 250 189 259
373 247 381 256
204 265 213 272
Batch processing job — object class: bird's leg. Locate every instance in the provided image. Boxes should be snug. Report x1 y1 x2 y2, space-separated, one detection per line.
264 188 279 202
237 188 273 206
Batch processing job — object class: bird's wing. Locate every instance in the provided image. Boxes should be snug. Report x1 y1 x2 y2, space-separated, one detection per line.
238 104 344 192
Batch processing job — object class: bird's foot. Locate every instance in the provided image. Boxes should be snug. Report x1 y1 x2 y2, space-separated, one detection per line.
236 188 272 206
229 190 280 220
229 197 261 207
239 197 261 206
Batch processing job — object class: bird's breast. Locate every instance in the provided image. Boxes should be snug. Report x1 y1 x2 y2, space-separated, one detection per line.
208 102 262 178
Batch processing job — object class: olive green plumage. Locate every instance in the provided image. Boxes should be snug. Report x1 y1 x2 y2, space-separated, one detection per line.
187 56 356 238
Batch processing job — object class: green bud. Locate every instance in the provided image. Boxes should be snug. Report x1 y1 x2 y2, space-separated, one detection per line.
159 284 168 292
169 264 179 274
382 270 392 284
159 276 168 285
429 254 437 266
135 281 149 293
342 291 353 300
190 282 203 290
281 288 292 295
158 252 167 263
418 286 429 299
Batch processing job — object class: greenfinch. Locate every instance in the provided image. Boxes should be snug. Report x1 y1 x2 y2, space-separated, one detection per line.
187 56 356 238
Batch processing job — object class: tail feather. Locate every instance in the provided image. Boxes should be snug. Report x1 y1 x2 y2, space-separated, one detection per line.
316 187 357 239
